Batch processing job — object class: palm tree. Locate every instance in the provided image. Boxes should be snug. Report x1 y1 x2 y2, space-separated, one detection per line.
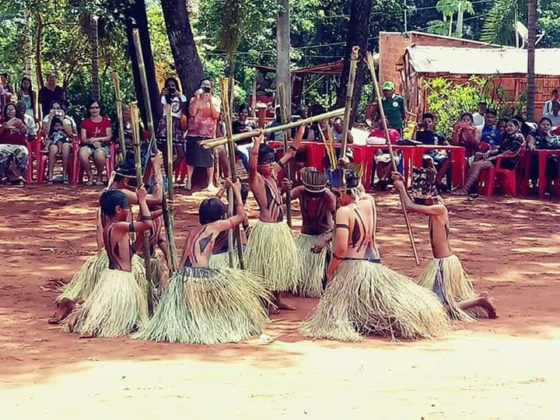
481 0 528 44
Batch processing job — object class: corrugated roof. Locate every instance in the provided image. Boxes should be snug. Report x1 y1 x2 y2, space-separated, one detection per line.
406 45 560 76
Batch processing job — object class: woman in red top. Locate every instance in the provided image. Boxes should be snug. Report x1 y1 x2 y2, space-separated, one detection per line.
0 102 28 185
78 100 112 186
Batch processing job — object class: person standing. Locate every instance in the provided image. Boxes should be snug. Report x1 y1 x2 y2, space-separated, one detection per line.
381 81 405 133
17 77 37 121
472 101 487 127
542 89 559 116
543 101 560 127
38 73 66 117
185 79 220 191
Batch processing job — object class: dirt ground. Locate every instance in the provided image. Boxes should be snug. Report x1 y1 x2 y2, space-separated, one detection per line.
1 185 559 419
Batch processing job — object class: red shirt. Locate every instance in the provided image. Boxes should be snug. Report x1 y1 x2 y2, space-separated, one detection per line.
0 118 27 145
368 128 399 144
81 117 112 140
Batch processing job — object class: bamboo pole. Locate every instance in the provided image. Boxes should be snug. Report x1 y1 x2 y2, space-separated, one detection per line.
219 77 245 269
129 103 154 311
131 27 177 274
200 108 345 149
365 51 419 266
165 104 178 271
341 46 359 158
251 74 257 119
277 83 292 227
112 71 127 160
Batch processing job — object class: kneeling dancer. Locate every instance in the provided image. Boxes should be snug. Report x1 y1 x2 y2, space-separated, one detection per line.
393 167 497 320
245 129 304 311
67 188 153 337
135 180 269 345
300 168 450 341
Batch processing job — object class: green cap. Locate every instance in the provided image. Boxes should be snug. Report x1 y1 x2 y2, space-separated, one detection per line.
382 81 394 91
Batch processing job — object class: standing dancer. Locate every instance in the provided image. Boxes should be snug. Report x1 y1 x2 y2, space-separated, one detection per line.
287 167 336 297
245 127 304 311
67 187 153 337
135 180 269 345
300 168 450 341
392 168 497 320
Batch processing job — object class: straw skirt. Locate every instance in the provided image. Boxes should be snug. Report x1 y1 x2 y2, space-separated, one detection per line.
135 266 269 345
294 233 328 297
300 260 451 342
245 221 299 292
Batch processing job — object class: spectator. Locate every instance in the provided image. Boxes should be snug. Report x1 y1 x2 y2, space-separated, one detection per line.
413 112 450 189
542 89 559 116
17 77 37 121
232 103 258 170
368 114 401 190
157 77 187 175
451 112 480 164
266 106 283 141
472 101 487 126
306 104 326 140
78 99 112 186
478 108 501 148
0 72 13 111
45 117 73 183
452 119 524 195
42 100 77 148
0 102 28 185
381 81 405 133
543 101 560 127
331 117 353 144
186 79 220 191
39 73 66 117
526 117 560 191
15 101 36 143
119 104 145 153
498 116 510 137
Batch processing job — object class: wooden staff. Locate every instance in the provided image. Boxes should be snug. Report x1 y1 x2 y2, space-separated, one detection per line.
219 77 245 269
129 103 154 309
365 51 420 266
165 104 178 271
277 83 293 227
201 108 345 149
132 27 177 273
112 71 128 160
341 46 359 158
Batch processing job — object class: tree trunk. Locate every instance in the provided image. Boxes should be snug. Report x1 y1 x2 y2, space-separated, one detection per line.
335 0 372 123
160 0 204 106
526 0 536 121
90 16 100 102
124 0 162 126
276 0 291 116
34 12 44 90
456 2 464 38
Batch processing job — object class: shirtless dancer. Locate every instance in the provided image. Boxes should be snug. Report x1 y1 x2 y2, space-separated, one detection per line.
245 127 304 311
68 188 153 337
393 167 497 320
300 168 450 341
286 167 336 297
135 180 269 345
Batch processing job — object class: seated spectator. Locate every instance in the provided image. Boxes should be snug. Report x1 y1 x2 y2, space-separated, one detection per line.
413 112 451 190
452 119 524 195
306 104 326 141
42 100 77 150
368 115 401 190
17 77 37 121
543 101 560 127
232 103 258 170
46 117 74 183
451 112 480 164
472 101 487 126
526 117 560 192
39 73 66 117
331 117 353 144
0 102 28 185
15 101 36 143
542 89 559 116
78 100 112 186
478 108 501 148
498 116 509 137
266 106 283 141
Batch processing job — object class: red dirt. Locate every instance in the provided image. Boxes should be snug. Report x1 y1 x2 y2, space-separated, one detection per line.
1 185 559 419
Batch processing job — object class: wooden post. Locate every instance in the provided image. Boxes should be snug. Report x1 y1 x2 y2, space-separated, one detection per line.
219 77 245 269
112 72 128 160
129 103 154 310
278 83 292 227
341 46 359 158
251 73 257 119
165 104 178 271
366 51 420 266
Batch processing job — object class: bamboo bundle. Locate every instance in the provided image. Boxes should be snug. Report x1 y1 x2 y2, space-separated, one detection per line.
277 83 292 227
341 46 359 157
165 104 178 271
111 71 127 158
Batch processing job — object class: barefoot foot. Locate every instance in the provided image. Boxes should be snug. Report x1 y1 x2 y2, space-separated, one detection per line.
48 298 77 324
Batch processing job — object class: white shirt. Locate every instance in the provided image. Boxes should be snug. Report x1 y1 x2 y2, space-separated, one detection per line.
161 94 187 119
472 112 484 127
42 114 77 134
24 114 37 138
544 112 560 127
543 99 558 116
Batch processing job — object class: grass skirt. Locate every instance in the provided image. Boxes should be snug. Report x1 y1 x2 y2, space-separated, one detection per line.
418 255 479 321
209 248 245 270
295 233 327 297
134 266 269 345
245 221 299 292
300 260 451 342
57 250 148 303
73 268 149 337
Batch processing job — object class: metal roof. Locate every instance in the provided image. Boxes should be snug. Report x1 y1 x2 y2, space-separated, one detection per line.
405 45 560 76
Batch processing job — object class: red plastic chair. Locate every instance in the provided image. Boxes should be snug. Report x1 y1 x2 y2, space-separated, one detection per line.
478 141 525 197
